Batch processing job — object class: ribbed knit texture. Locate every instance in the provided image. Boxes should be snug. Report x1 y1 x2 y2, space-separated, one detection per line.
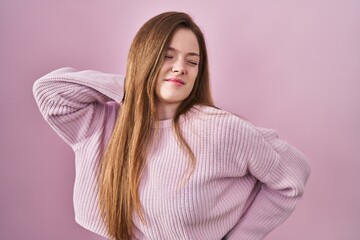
33 68 311 240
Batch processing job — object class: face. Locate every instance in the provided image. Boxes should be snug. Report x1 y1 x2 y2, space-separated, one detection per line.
155 28 200 108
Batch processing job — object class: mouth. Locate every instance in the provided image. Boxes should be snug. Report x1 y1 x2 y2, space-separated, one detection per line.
165 78 185 85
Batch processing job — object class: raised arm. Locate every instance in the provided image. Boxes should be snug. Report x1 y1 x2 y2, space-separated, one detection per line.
33 67 124 149
227 126 311 240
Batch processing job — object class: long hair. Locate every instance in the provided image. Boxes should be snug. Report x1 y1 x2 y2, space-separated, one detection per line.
98 11 214 240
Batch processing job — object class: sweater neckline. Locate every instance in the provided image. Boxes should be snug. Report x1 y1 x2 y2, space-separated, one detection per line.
155 118 173 128
153 105 207 129
154 105 201 129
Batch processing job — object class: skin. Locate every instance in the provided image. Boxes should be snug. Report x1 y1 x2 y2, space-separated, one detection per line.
155 28 200 120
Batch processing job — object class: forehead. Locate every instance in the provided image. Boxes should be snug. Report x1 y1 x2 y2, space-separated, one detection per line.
168 28 199 54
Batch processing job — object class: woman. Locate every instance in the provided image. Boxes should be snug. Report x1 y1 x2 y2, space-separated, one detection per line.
33 11 311 240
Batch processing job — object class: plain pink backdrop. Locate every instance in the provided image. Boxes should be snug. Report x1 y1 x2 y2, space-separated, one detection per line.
1 0 359 239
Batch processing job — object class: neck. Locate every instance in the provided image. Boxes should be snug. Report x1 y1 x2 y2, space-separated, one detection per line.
156 101 180 120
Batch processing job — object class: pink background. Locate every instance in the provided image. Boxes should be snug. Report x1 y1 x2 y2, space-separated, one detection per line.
1 0 359 239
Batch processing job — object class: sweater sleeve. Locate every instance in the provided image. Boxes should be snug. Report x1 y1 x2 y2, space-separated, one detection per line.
226 126 311 240
33 67 124 149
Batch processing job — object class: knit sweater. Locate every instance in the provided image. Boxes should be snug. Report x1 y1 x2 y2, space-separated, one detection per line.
33 67 311 240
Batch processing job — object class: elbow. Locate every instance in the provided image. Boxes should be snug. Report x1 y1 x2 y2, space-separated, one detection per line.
32 77 58 120
275 151 312 199
287 146 312 195
32 67 76 100
291 156 312 199
33 78 49 108
32 78 44 108
32 78 44 103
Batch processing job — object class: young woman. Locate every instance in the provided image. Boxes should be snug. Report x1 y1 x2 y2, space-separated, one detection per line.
33 11 311 240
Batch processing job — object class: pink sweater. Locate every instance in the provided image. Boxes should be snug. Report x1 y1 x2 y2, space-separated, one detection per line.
33 67 311 240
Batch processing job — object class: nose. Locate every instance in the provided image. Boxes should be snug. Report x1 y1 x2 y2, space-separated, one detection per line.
172 60 185 75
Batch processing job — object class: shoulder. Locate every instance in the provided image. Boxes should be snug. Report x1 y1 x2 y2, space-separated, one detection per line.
187 105 282 147
184 105 251 138
187 104 251 130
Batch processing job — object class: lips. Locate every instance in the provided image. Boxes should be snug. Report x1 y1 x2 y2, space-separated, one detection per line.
165 78 185 85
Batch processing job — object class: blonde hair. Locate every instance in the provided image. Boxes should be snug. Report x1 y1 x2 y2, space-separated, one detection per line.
98 11 214 240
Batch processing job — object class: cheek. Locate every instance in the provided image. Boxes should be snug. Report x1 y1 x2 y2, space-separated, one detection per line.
156 65 168 87
189 68 199 84
185 71 198 96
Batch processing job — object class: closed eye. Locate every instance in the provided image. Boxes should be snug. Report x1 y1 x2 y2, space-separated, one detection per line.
165 55 173 59
188 60 198 66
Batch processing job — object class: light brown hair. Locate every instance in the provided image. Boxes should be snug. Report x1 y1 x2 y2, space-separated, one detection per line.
98 11 214 240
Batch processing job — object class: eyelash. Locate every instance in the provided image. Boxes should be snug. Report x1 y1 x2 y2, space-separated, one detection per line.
165 55 198 66
188 61 198 66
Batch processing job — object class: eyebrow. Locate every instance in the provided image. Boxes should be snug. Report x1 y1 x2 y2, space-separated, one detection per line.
167 47 200 57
